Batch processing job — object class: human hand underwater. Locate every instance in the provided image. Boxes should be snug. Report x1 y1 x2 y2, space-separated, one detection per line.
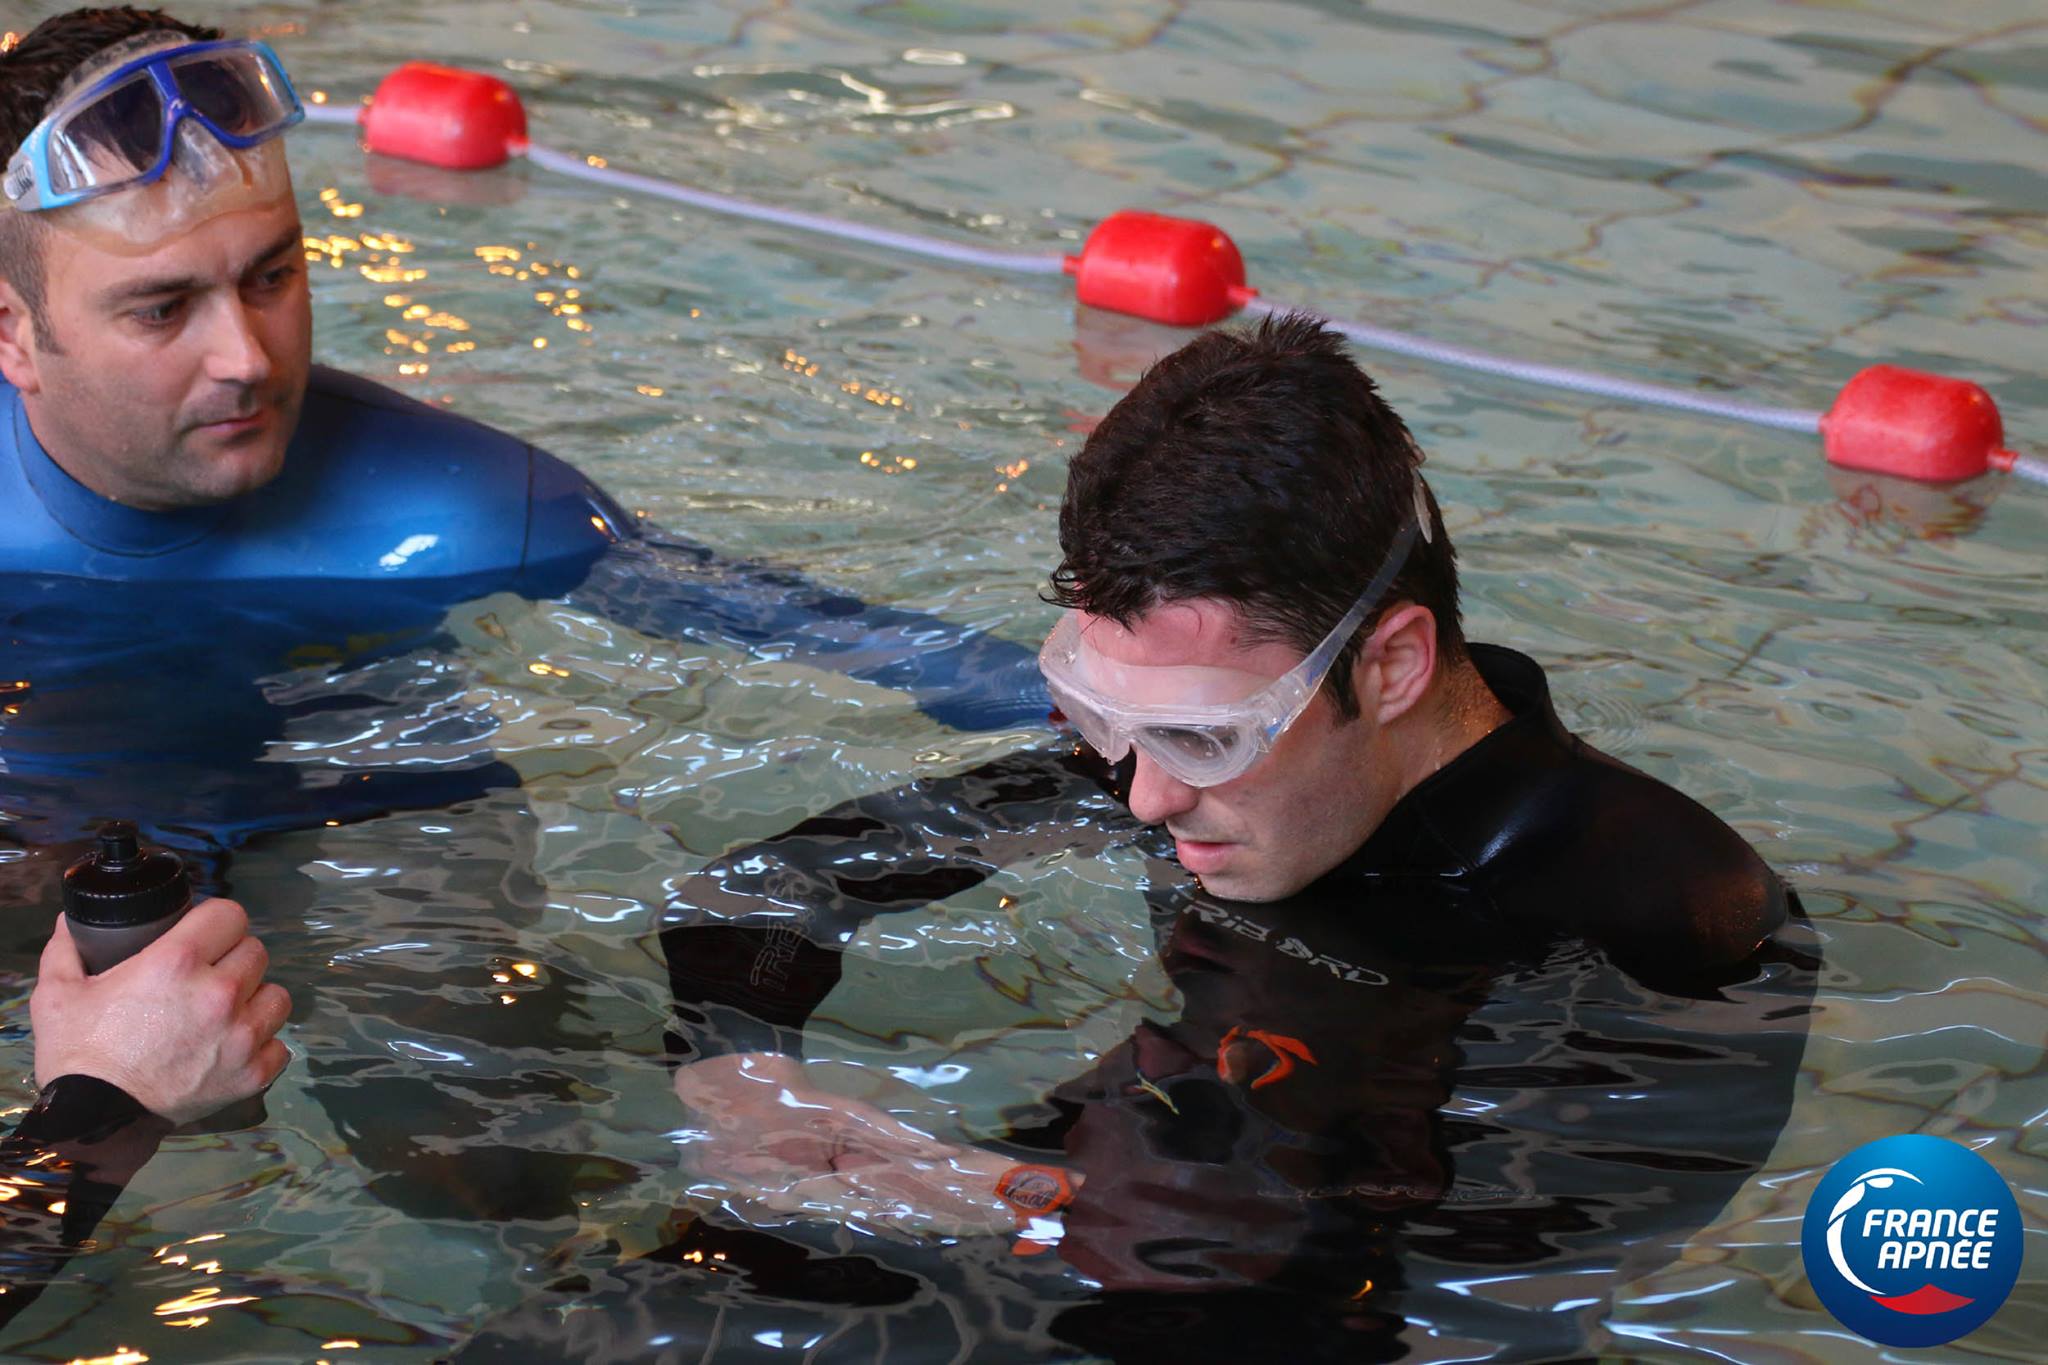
673 1052 1018 1239
32 899 293 1124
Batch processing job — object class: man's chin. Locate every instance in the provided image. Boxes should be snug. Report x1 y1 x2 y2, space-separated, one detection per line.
1192 853 1329 905
1193 865 1286 904
177 431 290 503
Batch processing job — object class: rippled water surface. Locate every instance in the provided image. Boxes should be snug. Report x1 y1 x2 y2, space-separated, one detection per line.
2 0 2044 1361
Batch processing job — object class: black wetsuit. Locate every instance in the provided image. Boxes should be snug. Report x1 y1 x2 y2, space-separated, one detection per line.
0 1076 176 1328
458 644 1816 1363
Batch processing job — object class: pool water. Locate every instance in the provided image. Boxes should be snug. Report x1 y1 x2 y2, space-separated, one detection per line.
1 0 2044 1360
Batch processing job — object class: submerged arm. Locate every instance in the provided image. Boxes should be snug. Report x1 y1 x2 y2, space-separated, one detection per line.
0 1076 175 1329
566 534 1052 734
662 744 1134 1060
660 746 1133 1242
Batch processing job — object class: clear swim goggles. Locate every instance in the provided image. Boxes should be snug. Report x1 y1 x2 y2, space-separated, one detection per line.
3 39 304 214
1039 486 1431 788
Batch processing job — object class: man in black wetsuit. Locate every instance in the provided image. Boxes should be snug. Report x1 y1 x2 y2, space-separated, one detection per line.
450 315 1813 1361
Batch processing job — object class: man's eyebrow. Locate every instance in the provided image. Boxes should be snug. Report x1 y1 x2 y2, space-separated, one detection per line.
239 225 308 277
102 270 205 306
99 226 308 306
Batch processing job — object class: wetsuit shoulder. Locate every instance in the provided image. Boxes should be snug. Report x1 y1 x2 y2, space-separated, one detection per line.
0 378 68 571
1391 647 1788 978
1525 736 1787 974
285 367 629 585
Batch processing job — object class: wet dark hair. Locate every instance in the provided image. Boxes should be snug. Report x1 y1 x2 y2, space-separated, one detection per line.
1048 311 1463 720
0 8 222 342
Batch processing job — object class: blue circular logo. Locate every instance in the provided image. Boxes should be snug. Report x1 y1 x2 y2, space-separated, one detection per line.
1802 1135 2022 1348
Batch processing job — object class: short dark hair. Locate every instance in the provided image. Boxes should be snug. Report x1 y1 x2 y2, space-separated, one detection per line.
0 8 222 340
1048 311 1464 721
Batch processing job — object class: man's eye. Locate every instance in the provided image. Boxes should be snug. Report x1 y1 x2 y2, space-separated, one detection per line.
255 263 301 290
133 299 185 327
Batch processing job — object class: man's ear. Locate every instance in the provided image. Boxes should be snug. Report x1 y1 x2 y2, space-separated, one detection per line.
1363 602 1438 726
0 279 41 394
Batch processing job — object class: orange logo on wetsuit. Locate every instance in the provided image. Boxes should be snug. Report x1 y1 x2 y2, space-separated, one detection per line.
996 1163 1076 1257
996 1164 1073 1216
1216 1026 1318 1090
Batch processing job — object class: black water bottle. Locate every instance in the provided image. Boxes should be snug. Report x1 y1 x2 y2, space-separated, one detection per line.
61 822 193 974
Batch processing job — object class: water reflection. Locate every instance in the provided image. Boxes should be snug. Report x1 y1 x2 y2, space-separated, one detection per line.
455 746 1816 1362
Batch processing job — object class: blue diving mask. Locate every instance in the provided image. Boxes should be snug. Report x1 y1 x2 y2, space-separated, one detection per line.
3 38 304 214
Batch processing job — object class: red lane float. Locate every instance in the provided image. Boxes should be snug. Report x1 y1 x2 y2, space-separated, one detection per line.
1063 211 1254 328
331 61 2037 489
1821 364 2017 483
362 63 527 169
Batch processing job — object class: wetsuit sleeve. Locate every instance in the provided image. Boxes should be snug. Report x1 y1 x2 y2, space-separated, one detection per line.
510 428 1046 733
663 746 1134 1061
0 1075 173 1328
570 535 1051 733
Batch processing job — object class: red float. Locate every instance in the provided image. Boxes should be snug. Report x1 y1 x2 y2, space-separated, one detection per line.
323 65 2039 490
1822 364 2016 483
361 63 528 170
1064 210 1254 327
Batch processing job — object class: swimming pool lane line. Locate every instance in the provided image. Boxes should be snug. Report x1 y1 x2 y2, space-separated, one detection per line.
313 94 1825 433
523 143 1073 278
306 98 2033 474
2001 451 2048 486
306 103 1067 275
302 102 370 128
1235 295 1826 434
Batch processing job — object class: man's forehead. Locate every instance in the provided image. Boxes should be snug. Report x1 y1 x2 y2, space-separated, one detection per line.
48 194 300 286
1078 599 1282 668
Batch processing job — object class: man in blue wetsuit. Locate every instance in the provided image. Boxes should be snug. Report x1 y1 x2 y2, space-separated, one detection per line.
0 9 336 1313
0 5 1047 1307
0 6 629 889
0 14 625 587
0 8 1037 883
495 315 1811 1362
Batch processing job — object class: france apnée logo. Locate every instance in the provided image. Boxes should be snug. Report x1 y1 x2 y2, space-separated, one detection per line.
1801 1134 2022 1348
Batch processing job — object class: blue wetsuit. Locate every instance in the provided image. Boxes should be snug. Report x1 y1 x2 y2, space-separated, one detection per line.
2 366 1047 731
2 365 626 592
1 366 634 885
1 367 1044 865
0 365 1046 1310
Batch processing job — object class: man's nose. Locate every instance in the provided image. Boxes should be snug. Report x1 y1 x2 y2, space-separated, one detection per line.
1127 753 1200 826
203 298 274 389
